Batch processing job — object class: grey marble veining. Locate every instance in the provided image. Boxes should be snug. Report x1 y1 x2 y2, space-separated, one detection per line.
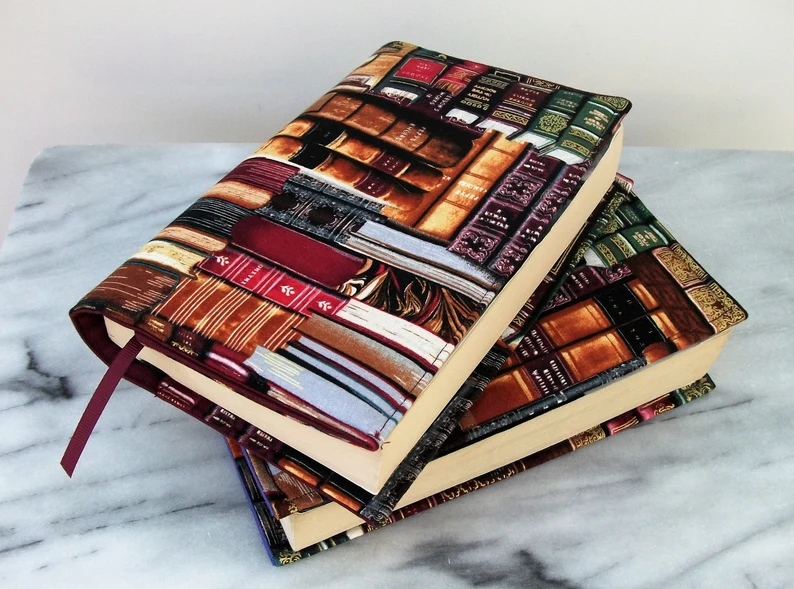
0 145 792 589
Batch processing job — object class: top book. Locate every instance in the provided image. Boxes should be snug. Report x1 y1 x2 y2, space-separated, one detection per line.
66 41 630 493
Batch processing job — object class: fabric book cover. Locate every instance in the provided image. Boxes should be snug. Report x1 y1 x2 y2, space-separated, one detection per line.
229 375 718 565
129 180 633 524
63 41 631 505
111 184 746 533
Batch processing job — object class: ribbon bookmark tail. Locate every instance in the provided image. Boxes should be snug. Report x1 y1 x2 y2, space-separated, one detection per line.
61 337 144 477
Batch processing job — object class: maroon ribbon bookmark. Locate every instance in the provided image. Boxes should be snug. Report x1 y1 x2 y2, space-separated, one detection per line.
61 337 144 477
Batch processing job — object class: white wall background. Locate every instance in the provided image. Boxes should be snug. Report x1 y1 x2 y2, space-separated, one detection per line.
2 0 792 244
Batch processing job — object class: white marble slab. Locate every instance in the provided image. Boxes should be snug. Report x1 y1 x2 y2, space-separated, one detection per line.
0 145 792 588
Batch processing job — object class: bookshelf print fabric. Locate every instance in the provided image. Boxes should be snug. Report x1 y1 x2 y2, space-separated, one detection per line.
70 41 630 451
229 375 718 566
115 186 746 524
445 191 748 452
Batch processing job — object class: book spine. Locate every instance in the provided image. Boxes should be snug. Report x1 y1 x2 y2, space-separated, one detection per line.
244 344 406 444
508 86 581 144
256 136 424 214
72 262 180 323
626 247 720 348
434 71 553 135
225 440 290 566
546 263 632 311
454 283 675 444
400 59 492 123
488 162 589 277
302 92 470 169
332 41 417 94
446 149 561 264
432 61 490 96
197 248 346 316
171 197 254 240
274 118 444 192
221 156 298 194
148 272 302 358
444 357 647 453
473 80 554 137
589 223 670 266
670 374 717 405
344 219 503 301
154 225 228 255
504 181 630 338
255 174 380 245
511 276 651 363
245 453 325 519
450 71 515 121
513 107 571 148
649 243 747 334
202 180 276 210
413 133 526 240
359 346 509 526
511 92 629 164
548 96 629 164
296 314 432 397
371 48 452 106
561 98 620 157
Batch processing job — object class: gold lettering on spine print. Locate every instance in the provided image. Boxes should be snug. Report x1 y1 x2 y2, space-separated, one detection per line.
569 425 607 449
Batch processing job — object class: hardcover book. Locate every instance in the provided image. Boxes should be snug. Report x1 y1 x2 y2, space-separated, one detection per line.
230 375 718 565
63 42 631 499
107 184 746 534
221 186 745 544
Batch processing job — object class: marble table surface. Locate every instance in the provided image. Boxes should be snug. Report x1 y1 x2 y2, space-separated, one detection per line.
1 145 792 589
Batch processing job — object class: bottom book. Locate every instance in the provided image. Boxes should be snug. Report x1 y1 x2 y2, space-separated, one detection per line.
227 374 716 566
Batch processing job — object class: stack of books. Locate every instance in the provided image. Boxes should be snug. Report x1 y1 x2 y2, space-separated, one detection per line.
63 41 747 566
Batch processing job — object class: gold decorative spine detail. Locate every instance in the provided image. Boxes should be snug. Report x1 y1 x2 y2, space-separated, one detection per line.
569 425 607 449
537 112 569 134
170 341 199 357
594 95 630 111
602 218 621 234
560 139 592 158
653 243 708 288
568 126 600 143
437 463 523 501
648 398 676 416
526 77 560 90
607 416 640 435
278 550 302 565
595 242 619 266
678 375 716 402
493 109 530 126
686 282 747 333
609 234 636 259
